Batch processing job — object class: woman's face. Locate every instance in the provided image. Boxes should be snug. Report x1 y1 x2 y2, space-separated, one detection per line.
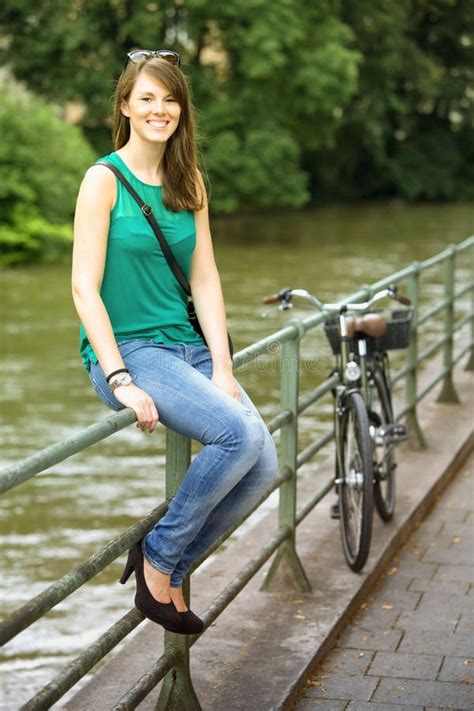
121 71 182 144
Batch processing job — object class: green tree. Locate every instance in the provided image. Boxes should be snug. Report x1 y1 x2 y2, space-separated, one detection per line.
0 87 95 265
313 0 474 200
0 0 361 211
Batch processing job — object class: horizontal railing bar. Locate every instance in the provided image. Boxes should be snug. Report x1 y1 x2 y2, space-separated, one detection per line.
391 363 411 385
298 375 339 415
452 342 472 366
416 366 451 403
112 646 181 711
454 282 473 299
420 247 453 270
0 501 168 646
368 265 416 293
232 325 299 367
268 408 293 434
0 409 136 494
453 235 474 254
22 609 143 711
453 314 471 333
297 430 334 469
296 478 334 525
417 334 449 365
418 299 449 327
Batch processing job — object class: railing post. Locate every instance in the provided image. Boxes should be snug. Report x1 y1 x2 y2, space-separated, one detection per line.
156 430 201 711
405 264 427 447
437 245 460 402
466 240 474 371
261 321 311 592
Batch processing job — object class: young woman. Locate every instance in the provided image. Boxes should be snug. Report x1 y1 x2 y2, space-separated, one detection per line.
71 49 278 635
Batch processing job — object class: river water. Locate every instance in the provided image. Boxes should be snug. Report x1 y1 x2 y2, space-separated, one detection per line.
1 201 472 708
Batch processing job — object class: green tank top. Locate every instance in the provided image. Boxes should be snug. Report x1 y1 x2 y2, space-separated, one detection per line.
79 152 204 371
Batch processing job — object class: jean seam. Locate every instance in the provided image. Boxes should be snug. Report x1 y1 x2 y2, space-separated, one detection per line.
90 375 122 411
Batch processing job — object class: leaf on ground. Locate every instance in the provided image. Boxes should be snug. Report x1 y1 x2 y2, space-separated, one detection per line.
452 536 462 543
382 604 394 609
387 566 398 575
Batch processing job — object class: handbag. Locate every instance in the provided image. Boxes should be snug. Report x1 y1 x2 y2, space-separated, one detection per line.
97 161 233 357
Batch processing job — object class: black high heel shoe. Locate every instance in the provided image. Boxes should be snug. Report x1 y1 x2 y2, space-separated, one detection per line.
178 609 205 634
119 541 183 632
120 542 205 635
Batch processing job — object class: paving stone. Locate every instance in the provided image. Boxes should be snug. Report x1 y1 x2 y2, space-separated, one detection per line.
373 572 415 591
390 560 438 580
302 674 378 702
351 604 400 630
396 543 427 562
361 589 422 612
408 578 469 595
456 611 474 635
318 648 375 676
432 564 474 583
429 508 471 523
416 592 472 614
422 547 474 565
441 521 474 538
367 651 442 680
297 698 348 710
372 676 474 708
398 629 474 657
395 608 458 632
438 656 474 683
336 627 403 653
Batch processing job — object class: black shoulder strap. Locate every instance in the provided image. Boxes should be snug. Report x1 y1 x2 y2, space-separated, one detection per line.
96 160 191 296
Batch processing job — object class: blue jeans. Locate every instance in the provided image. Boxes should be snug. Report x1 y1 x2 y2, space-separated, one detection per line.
89 340 278 587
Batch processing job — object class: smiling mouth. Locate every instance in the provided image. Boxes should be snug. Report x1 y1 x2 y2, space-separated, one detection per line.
147 120 169 129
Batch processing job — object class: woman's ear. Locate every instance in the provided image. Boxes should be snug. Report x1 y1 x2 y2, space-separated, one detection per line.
121 100 130 118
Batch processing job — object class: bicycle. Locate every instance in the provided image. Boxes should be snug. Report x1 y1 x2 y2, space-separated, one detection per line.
262 285 413 572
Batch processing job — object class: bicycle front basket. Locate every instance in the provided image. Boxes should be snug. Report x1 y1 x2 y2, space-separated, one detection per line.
323 308 414 356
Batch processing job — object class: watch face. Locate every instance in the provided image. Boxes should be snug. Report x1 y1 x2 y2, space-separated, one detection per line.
111 373 132 390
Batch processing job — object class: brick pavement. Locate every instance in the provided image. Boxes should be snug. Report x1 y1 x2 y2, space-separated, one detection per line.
295 452 474 711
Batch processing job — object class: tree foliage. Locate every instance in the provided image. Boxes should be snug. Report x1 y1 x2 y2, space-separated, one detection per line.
0 87 95 265
0 0 473 220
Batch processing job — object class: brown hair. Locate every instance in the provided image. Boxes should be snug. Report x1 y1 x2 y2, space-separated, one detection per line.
112 58 204 212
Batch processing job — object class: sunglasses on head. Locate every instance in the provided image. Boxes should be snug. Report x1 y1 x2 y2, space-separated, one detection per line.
124 49 181 70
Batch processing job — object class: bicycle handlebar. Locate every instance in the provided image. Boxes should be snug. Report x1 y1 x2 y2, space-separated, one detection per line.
262 284 412 313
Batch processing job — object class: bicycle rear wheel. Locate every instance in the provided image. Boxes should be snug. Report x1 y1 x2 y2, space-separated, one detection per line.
337 391 374 572
369 364 396 521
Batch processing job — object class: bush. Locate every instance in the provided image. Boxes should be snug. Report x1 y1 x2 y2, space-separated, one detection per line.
0 87 96 265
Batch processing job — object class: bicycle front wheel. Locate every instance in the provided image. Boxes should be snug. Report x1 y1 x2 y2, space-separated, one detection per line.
337 391 374 572
369 365 396 521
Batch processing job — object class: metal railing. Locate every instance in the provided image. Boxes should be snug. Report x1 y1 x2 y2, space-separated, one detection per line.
1 237 473 710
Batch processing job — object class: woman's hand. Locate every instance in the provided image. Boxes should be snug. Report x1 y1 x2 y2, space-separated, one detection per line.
113 384 159 433
211 371 241 402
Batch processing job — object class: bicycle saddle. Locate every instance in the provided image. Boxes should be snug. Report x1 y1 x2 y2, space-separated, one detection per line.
346 313 387 339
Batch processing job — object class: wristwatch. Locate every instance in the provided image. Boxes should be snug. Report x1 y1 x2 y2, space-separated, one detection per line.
109 372 133 392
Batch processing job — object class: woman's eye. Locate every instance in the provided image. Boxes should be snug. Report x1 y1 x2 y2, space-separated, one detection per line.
141 97 152 102
166 97 176 102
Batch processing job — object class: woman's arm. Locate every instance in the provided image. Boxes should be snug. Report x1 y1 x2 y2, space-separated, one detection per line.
72 166 125 376
72 166 159 431
190 173 239 399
